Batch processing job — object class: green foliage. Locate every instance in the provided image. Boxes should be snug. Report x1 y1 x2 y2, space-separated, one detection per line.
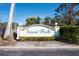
26 16 41 26
55 3 79 25
19 37 54 41
60 25 79 44
43 17 52 25
53 16 63 25
26 16 55 26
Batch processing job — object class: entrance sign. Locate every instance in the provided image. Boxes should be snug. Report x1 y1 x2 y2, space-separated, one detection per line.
16 24 60 39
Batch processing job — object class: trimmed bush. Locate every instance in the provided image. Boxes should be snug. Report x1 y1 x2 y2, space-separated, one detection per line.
60 25 79 44
19 37 54 41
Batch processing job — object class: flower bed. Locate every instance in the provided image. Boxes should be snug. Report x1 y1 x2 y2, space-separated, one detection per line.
19 37 54 41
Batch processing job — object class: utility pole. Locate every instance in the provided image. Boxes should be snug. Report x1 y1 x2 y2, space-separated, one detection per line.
3 3 15 39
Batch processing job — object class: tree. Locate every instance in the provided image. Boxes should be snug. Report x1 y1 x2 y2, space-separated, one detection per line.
55 3 79 25
43 17 52 25
37 16 42 24
76 10 79 16
26 16 41 26
53 15 63 25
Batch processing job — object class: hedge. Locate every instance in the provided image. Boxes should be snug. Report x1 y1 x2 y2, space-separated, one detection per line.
60 25 79 44
19 37 54 41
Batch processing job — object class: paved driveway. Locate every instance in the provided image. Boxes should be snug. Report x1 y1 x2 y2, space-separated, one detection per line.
0 41 79 56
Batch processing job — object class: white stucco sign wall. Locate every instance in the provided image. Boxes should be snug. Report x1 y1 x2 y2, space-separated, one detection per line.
16 24 60 39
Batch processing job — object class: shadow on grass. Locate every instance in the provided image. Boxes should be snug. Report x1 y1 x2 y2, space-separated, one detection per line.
55 37 75 44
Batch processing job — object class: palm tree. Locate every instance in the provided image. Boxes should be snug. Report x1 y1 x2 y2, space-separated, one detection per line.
3 3 15 40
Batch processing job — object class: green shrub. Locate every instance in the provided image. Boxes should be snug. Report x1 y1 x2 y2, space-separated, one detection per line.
19 37 54 41
60 25 79 44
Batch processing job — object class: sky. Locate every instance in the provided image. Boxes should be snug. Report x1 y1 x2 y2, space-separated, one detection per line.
0 3 60 25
